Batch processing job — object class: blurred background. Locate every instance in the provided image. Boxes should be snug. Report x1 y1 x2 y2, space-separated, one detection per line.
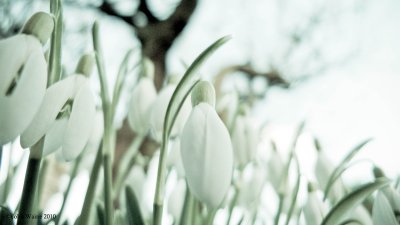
1 0 400 223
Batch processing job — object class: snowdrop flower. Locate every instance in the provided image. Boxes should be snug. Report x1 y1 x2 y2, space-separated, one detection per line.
21 56 96 160
315 148 346 203
180 81 233 209
303 183 327 225
0 12 53 144
149 81 190 142
167 138 185 177
266 142 285 192
373 191 400 225
237 165 265 207
128 58 157 135
373 167 400 213
167 179 186 222
216 91 238 127
231 114 258 168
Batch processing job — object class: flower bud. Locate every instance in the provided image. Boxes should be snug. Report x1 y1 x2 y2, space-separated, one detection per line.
0 34 47 144
168 179 186 222
237 165 265 206
191 80 215 107
372 191 399 225
21 12 54 45
180 101 233 209
266 143 285 192
75 54 94 77
149 84 190 142
303 182 327 225
21 75 95 160
127 77 157 135
231 115 258 167
315 150 346 203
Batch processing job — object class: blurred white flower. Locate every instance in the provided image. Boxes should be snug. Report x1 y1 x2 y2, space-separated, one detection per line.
20 75 95 160
237 165 265 207
0 12 54 144
167 138 185 177
232 115 258 167
149 84 190 142
373 191 400 225
216 91 239 127
315 150 346 203
303 183 327 225
167 179 186 222
180 81 233 209
266 144 285 192
127 76 157 135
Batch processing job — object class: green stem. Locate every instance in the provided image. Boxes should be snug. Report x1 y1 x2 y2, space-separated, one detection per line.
153 141 167 225
113 135 144 200
274 194 284 225
206 209 217 225
103 154 113 225
55 154 82 225
78 143 103 225
17 155 41 225
36 159 48 210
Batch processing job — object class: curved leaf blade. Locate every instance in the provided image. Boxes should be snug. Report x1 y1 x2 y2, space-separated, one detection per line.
125 186 144 225
321 178 390 225
323 138 373 201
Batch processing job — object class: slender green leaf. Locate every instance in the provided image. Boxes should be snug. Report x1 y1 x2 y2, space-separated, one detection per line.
0 205 14 225
338 219 363 225
111 49 135 117
162 36 230 143
48 0 63 86
321 178 390 225
284 154 301 225
96 203 106 225
125 186 144 225
323 138 373 200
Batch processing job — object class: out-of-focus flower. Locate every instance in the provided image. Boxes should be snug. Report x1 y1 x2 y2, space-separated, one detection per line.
149 83 190 142
0 12 53 144
315 149 346 203
167 179 186 222
231 114 258 167
216 91 238 127
266 142 285 192
21 74 96 161
180 81 233 209
237 165 265 207
128 59 157 135
373 191 400 225
167 138 185 177
303 183 327 225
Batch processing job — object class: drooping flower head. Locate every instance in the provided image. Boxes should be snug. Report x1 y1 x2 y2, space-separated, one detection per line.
180 80 233 209
0 12 54 144
127 58 157 136
20 55 96 160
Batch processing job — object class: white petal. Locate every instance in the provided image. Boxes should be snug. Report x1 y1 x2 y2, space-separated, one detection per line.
232 116 258 167
372 192 399 225
62 81 95 161
267 149 285 192
168 179 186 221
20 76 77 148
303 191 327 225
0 35 41 92
315 151 346 203
180 103 233 208
128 77 157 135
0 36 46 144
149 85 190 142
42 118 68 156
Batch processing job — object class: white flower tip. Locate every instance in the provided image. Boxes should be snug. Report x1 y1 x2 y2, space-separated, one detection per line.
76 54 94 77
191 81 216 107
21 12 54 44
